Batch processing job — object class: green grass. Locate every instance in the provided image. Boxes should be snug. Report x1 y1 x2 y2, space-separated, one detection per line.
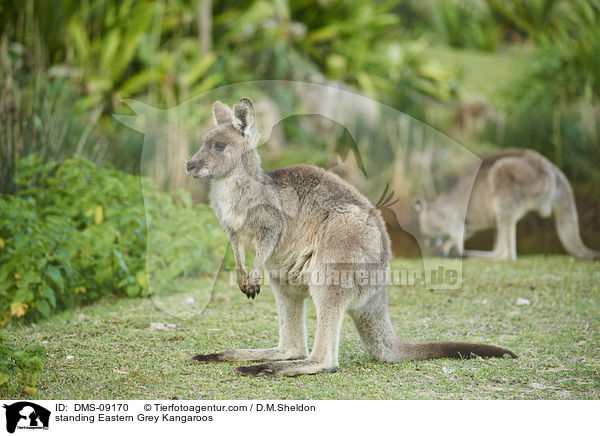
427 45 529 102
4 256 599 400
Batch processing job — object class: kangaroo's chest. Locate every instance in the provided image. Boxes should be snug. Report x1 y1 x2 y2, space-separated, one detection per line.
210 181 248 233
209 176 292 255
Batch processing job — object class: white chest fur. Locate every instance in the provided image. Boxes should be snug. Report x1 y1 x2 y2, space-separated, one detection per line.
209 178 248 233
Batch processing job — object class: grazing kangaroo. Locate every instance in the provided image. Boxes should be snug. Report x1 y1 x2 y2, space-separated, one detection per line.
414 148 600 261
185 98 516 377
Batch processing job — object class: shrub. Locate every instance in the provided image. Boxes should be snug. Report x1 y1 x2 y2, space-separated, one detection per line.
497 0 600 184
403 0 501 51
0 154 225 323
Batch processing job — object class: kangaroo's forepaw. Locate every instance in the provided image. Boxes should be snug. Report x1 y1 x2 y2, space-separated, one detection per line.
237 271 260 299
245 269 261 299
188 353 224 364
246 283 260 299
238 281 259 299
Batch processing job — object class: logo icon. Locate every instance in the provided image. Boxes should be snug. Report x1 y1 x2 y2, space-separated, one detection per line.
3 402 50 434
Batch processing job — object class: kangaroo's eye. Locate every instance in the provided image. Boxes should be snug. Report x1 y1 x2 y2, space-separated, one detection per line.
214 142 227 152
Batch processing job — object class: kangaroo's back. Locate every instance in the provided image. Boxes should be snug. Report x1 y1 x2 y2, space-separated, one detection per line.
265 163 392 274
266 163 375 212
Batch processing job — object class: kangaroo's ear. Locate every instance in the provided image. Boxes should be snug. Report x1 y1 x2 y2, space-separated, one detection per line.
413 197 427 213
232 97 256 138
212 101 232 126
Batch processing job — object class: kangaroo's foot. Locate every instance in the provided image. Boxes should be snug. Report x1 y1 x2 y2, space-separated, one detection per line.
235 358 338 377
464 249 505 260
189 347 307 364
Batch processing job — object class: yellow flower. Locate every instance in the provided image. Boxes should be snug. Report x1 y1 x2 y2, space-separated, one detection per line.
10 302 28 317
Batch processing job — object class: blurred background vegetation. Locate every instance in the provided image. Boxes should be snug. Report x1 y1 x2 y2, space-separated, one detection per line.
1 0 600 394
2 0 598 184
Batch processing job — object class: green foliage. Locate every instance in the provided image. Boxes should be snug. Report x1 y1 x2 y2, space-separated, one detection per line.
485 0 561 41
420 0 502 51
2 0 457 108
0 43 144 194
0 155 224 323
143 185 229 298
0 0 457 192
510 1 600 106
65 0 156 111
210 0 456 105
498 0 600 183
0 333 44 396
0 56 80 194
0 154 145 322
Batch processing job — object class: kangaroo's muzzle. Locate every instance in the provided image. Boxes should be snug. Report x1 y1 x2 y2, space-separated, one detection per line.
185 159 209 178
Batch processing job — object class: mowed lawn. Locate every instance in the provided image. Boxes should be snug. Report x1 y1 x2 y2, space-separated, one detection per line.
5 256 599 400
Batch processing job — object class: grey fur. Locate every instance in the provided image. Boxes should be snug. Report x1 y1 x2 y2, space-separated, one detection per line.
415 148 599 261
186 98 516 377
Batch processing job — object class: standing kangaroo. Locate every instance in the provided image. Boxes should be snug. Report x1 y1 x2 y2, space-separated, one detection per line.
415 149 600 261
185 98 516 377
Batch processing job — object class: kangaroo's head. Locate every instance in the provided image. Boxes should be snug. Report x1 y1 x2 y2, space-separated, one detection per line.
414 197 450 240
186 97 259 179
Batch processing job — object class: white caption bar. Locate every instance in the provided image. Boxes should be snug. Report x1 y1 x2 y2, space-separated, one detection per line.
0 400 595 436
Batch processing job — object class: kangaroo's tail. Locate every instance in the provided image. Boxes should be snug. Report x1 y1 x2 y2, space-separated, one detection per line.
552 170 600 260
397 341 517 360
350 291 517 363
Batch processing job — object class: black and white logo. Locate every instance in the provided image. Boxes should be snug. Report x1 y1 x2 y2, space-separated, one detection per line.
3 402 50 434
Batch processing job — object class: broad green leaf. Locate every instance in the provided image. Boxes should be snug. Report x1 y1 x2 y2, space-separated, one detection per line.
12 287 34 304
35 300 51 318
41 286 56 308
125 285 140 297
183 53 217 86
100 28 121 77
118 69 161 97
46 266 64 291
68 17 90 64
113 250 130 275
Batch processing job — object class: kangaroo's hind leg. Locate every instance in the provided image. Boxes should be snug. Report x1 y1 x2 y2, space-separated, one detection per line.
494 214 518 260
235 283 348 376
465 216 517 260
464 226 503 259
348 287 400 362
190 281 308 363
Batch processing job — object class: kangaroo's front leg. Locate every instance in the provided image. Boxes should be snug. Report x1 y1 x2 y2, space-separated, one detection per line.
441 239 455 257
229 234 254 298
246 209 282 299
189 285 308 363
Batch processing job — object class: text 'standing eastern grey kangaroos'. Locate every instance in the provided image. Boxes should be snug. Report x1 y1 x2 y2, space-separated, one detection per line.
185 97 516 377
414 149 600 261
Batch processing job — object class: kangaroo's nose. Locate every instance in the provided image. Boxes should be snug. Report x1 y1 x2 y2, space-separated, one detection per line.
186 161 197 172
